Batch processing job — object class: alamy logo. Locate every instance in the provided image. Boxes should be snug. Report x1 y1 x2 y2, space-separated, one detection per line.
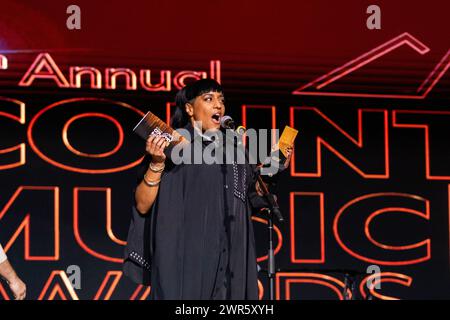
366 264 381 289
66 5 81 30
166 123 285 176
366 5 381 30
66 265 81 290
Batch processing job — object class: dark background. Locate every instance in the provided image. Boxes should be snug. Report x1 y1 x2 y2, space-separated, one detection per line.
0 0 449 299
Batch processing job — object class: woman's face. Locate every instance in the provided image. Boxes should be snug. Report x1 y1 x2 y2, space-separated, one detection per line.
186 91 226 132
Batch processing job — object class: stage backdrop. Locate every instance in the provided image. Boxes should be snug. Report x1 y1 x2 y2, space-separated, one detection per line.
0 0 449 299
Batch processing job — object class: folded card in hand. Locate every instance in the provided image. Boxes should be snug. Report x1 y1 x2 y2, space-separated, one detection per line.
133 111 184 147
278 125 298 157
266 125 298 170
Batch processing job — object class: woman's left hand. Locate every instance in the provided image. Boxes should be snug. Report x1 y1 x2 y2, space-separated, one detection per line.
283 146 293 169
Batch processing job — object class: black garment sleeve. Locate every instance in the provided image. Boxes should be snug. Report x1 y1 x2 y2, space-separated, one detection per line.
123 154 154 285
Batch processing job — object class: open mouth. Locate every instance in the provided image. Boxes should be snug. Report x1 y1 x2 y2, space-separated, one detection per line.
211 113 221 124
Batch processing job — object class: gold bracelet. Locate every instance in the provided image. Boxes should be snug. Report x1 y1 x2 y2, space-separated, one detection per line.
149 162 165 173
143 174 161 187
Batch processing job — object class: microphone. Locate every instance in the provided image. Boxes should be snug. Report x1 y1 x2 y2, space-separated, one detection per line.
220 115 236 130
220 116 247 135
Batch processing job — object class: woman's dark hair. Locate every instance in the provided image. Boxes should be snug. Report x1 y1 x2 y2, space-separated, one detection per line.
170 78 223 129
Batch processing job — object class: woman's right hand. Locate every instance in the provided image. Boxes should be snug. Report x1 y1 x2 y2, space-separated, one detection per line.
146 135 167 164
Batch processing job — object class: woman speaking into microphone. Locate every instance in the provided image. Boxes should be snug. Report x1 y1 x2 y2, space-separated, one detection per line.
124 79 292 300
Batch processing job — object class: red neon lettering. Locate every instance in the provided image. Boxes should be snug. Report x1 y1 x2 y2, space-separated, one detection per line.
359 272 413 300
0 97 26 170
0 186 59 261
290 107 389 179
105 68 137 90
140 70 171 92
73 187 125 263
39 271 79 300
393 110 450 180
276 272 351 300
0 55 7 70
70 66 102 89
333 193 431 266
19 53 70 88
27 97 144 174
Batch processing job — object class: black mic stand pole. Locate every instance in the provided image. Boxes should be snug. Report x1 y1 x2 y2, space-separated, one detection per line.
257 175 283 300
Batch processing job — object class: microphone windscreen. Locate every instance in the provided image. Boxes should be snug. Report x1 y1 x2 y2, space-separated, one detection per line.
220 115 235 129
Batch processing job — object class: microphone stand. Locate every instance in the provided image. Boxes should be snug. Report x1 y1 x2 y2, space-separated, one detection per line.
256 176 284 300
232 124 284 300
